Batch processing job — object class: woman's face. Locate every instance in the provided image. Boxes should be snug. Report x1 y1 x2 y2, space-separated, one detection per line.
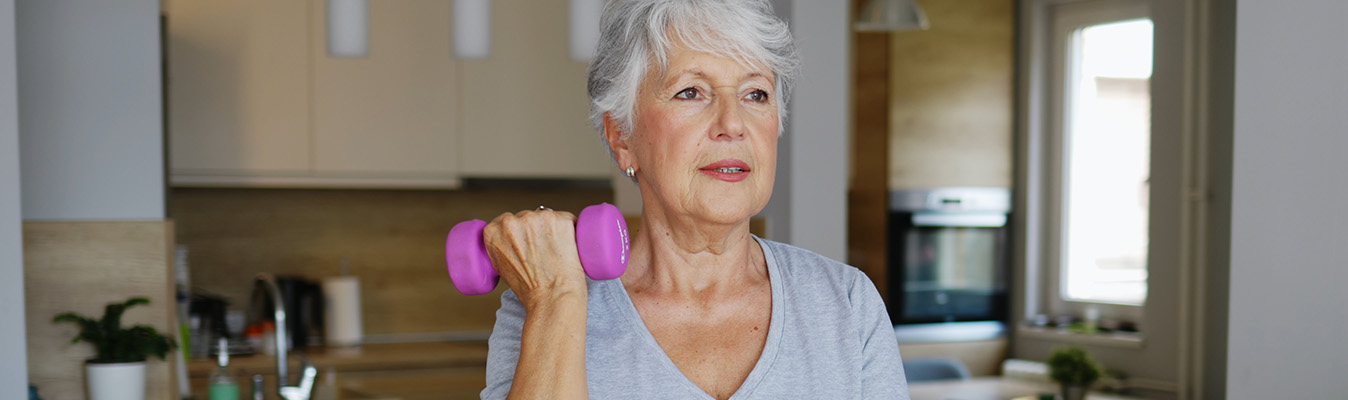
612 44 779 226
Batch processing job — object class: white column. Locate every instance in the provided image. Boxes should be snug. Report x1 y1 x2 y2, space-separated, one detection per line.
17 0 164 220
1227 1 1348 398
763 0 850 261
0 0 29 393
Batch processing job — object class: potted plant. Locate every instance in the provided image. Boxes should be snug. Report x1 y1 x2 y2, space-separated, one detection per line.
54 297 175 400
1047 346 1103 400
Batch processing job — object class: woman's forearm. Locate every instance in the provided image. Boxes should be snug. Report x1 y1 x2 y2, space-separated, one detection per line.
507 289 589 400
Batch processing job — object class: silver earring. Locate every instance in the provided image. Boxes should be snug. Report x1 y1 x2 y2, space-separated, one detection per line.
625 167 636 178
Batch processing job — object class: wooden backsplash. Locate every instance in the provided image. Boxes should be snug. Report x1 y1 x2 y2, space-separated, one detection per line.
25 221 176 400
169 186 613 336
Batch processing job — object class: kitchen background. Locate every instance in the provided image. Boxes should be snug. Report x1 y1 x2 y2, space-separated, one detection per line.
172 0 1018 383
18 0 1014 398
6 0 1345 399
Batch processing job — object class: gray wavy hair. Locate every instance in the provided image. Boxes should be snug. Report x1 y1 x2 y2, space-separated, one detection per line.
586 0 801 159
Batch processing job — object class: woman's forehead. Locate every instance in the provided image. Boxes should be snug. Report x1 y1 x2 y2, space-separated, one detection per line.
650 46 773 85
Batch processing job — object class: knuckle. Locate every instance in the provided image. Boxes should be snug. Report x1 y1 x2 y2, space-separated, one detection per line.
489 212 514 226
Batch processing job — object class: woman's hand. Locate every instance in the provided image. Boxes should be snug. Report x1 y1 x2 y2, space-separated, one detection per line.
484 209 591 400
482 209 589 310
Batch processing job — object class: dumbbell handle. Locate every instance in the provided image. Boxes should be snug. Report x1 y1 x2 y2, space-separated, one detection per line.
445 203 629 296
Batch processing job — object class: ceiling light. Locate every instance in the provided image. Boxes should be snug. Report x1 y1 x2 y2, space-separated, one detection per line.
569 0 604 62
453 0 492 60
327 0 369 58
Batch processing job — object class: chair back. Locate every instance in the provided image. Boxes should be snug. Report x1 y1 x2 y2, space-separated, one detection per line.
903 357 972 383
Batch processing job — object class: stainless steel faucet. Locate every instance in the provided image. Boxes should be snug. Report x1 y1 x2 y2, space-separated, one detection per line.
256 273 318 400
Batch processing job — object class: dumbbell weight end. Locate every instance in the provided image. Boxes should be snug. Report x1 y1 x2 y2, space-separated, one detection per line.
445 219 499 296
575 203 629 280
445 203 630 296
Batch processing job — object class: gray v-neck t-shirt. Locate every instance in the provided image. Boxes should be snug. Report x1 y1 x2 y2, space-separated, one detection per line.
481 237 911 399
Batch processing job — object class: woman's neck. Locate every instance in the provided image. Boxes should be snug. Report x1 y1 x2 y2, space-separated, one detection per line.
622 209 768 297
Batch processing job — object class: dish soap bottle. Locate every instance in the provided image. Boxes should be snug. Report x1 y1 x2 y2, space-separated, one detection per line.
209 338 240 400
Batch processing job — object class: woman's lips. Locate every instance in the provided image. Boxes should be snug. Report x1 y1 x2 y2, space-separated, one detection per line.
698 159 751 182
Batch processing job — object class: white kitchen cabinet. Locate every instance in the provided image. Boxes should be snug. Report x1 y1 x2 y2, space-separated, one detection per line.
166 0 312 179
310 0 460 184
458 0 614 179
168 0 459 188
168 0 607 187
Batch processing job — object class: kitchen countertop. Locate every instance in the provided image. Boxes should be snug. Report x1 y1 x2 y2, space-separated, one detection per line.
187 340 490 377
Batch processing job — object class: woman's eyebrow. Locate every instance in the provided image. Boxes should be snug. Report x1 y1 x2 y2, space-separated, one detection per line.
663 69 705 87
663 70 770 88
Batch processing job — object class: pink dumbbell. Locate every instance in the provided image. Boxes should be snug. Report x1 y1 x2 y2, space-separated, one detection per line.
445 203 630 296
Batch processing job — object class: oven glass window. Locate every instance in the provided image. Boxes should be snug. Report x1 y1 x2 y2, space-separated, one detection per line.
899 225 1006 323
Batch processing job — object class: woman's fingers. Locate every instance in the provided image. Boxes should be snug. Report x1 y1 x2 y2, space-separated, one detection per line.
482 209 587 309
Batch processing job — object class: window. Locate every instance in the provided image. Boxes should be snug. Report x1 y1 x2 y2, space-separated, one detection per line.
1040 0 1154 319
1017 0 1203 389
1060 20 1153 305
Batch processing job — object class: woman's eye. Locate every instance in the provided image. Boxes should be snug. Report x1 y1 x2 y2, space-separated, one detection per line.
675 88 699 100
746 89 770 103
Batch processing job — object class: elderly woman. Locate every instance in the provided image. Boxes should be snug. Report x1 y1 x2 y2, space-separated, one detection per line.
479 1 908 399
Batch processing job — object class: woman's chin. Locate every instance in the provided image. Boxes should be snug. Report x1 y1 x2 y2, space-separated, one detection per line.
684 201 763 228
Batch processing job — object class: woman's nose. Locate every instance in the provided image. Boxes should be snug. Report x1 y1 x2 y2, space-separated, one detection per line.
711 95 747 141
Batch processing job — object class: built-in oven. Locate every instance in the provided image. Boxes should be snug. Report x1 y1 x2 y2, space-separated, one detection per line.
888 187 1010 341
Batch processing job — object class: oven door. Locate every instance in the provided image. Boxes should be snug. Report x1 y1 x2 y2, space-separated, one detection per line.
888 211 1009 325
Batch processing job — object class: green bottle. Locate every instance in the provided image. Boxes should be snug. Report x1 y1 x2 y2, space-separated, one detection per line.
208 338 240 400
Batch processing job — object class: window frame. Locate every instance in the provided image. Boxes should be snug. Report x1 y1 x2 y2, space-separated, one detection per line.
1043 0 1152 325
1014 0 1209 395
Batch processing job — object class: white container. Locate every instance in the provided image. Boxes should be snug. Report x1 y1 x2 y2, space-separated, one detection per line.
86 361 146 400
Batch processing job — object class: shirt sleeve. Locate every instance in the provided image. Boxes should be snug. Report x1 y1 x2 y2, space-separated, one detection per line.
481 289 526 400
850 271 911 399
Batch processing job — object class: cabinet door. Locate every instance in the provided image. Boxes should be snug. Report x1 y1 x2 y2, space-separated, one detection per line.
312 0 459 182
459 0 613 179
166 0 312 178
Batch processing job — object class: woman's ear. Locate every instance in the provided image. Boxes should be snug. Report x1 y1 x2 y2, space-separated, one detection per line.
603 112 634 168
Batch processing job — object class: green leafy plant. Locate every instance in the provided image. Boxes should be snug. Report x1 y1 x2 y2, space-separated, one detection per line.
53 297 175 363
1048 346 1103 386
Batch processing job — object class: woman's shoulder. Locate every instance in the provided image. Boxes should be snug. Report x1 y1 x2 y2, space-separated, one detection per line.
756 237 869 290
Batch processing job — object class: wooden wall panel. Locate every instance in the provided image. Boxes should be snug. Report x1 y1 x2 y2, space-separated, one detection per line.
24 221 176 400
850 0 893 301
888 0 1015 189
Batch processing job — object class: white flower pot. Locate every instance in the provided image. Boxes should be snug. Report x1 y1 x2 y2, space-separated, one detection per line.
86 361 146 400
1060 383 1088 400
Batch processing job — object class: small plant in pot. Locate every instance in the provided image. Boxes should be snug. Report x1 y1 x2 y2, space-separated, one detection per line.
54 297 175 400
1048 346 1103 400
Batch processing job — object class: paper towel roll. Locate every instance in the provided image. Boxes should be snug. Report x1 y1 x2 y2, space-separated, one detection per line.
323 276 363 347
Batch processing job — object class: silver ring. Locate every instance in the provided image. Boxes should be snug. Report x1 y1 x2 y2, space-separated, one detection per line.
537 205 551 211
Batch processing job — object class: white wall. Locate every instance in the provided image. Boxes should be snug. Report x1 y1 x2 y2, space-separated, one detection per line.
16 0 164 220
762 0 849 260
1227 0 1348 398
0 0 29 394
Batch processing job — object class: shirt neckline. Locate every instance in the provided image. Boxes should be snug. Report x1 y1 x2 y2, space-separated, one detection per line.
605 236 785 400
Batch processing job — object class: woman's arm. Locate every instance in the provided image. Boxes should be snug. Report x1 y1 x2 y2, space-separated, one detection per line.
482 289 588 400
479 210 591 400
509 288 588 399
851 272 911 399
